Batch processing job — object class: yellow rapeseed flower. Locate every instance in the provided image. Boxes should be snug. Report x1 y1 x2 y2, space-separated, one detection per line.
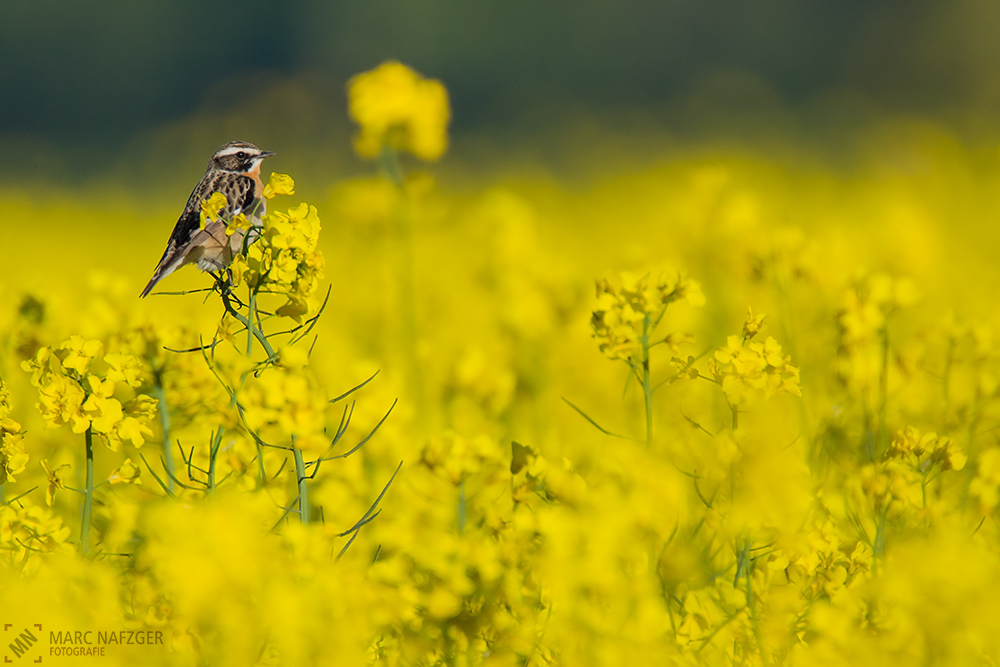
348 60 451 161
41 458 70 506
199 191 228 229
263 172 295 199
591 271 704 362
59 335 102 376
225 212 251 238
0 425 28 484
0 380 28 484
0 503 71 554
104 352 144 387
108 457 142 485
232 199 324 321
21 338 157 448
36 373 87 431
710 334 801 405
970 447 1000 512
742 306 766 341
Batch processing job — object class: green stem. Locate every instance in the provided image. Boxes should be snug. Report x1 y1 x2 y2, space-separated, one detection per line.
222 289 277 363
878 325 890 455
731 403 739 431
943 337 954 417
152 382 175 494
204 285 263 496
247 289 257 357
293 446 308 525
871 508 887 575
80 427 95 555
457 479 467 533
741 541 768 665
208 428 222 493
377 145 405 188
641 314 653 446
379 145 426 423
245 288 271 488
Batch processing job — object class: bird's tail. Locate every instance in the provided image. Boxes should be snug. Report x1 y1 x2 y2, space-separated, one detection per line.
139 252 185 298
139 223 232 297
139 271 163 298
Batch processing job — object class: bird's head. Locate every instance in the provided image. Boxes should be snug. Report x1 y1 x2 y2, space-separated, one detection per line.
210 141 276 173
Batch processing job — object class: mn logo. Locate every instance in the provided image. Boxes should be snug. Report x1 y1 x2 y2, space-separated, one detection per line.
4 624 41 663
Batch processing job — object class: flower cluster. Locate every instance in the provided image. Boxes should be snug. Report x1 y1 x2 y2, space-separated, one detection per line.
971 446 1000 513
839 273 919 348
0 379 28 484
884 425 965 472
709 333 802 406
590 271 704 362
238 349 330 454
231 175 324 320
860 426 966 520
0 502 71 557
837 272 919 394
419 430 503 486
348 60 451 161
20 335 156 450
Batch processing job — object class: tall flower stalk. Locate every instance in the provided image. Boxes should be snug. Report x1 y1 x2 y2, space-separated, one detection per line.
348 61 451 424
589 271 705 444
21 336 157 554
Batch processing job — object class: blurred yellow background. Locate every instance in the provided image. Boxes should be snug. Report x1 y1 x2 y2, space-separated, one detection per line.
3 4 1000 666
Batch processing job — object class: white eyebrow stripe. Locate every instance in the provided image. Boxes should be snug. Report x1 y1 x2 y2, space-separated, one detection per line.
216 145 252 158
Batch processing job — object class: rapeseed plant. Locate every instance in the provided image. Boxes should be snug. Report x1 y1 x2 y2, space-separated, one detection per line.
2 63 1000 666
348 60 451 163
0 378 28 487
590 270 705 444
20 336 156 553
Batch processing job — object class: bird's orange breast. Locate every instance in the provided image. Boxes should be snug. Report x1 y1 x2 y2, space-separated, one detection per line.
248 163 265 194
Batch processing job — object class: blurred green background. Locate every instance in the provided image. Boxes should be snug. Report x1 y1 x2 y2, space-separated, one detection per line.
4 0 1000 190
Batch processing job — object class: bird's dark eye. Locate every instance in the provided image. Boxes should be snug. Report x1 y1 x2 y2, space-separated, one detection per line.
236 151 247 160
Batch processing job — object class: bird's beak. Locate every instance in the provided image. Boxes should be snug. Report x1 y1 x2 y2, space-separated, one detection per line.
260 150 276 158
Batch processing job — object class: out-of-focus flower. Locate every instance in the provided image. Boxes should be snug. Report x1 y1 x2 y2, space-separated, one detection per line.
591 271 704 362
239 364 329 454
41 458 70 506
836 272 920 400
420 431 503 486
742 307 767 341
838 273 918 348
104 353 144 388
108 457 142 485
971 447 1000 513
0 503 72 554
886 426 966 473
348 61 451 161
0 380 28 484
709 334 801 405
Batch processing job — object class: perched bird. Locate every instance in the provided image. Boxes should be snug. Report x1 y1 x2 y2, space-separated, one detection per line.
140 141 276 298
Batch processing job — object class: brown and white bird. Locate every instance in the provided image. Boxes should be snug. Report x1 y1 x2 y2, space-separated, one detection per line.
140 141 276 298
